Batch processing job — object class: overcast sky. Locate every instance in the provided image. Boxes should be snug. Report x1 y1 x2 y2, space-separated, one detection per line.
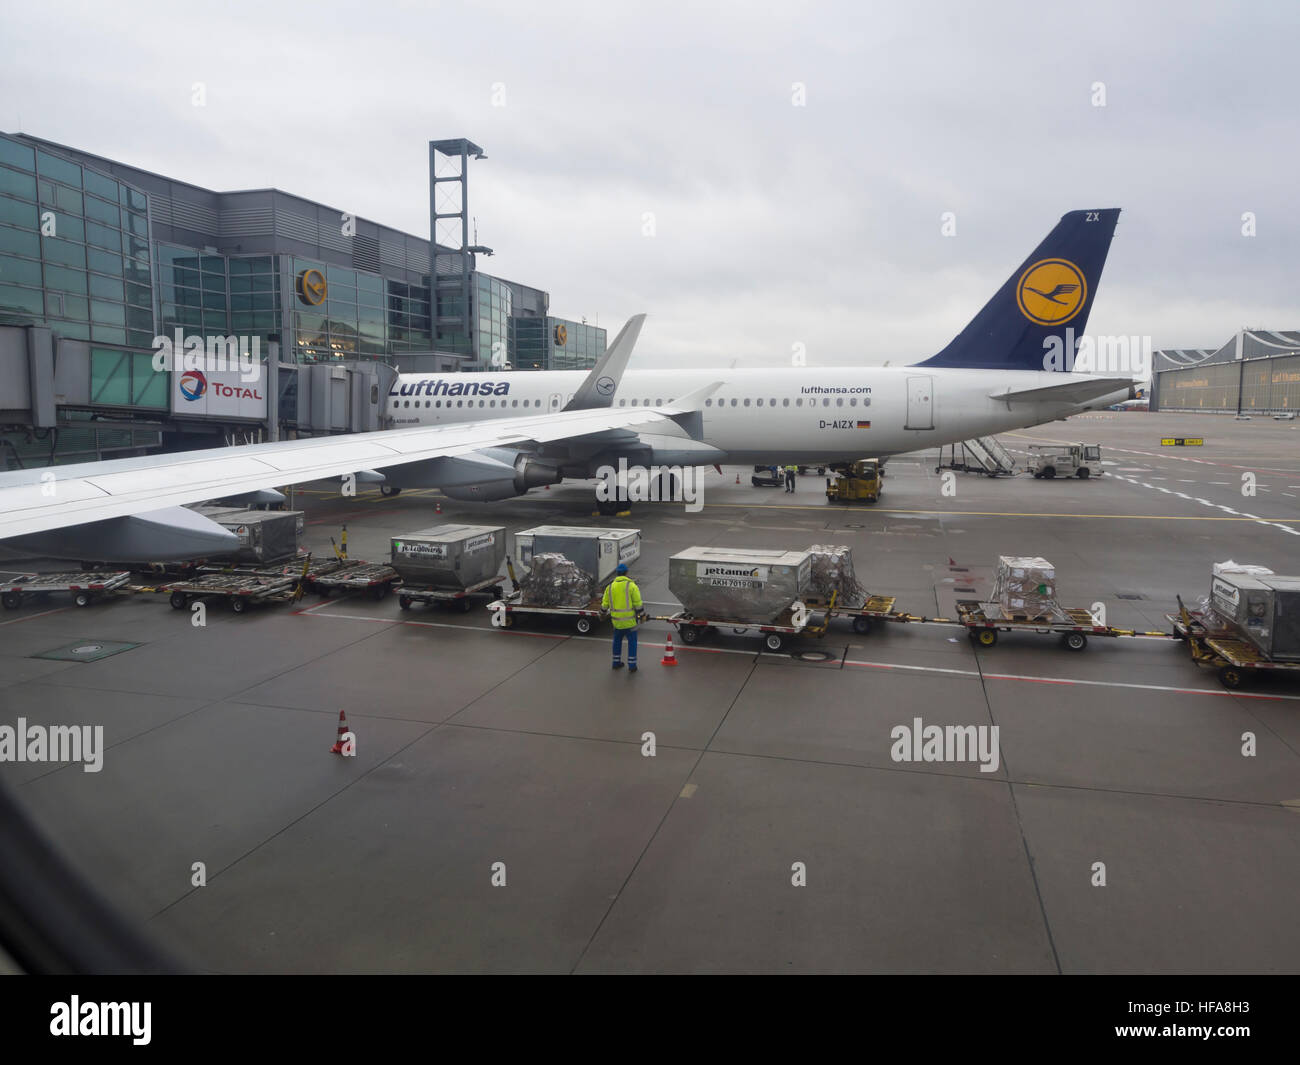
2 0 1296 368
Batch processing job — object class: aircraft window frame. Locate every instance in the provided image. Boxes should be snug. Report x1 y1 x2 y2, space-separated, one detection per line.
822 399 830 407
511 399 518 407
490 400 496 407
770 398 776 407
403 400 410 408
704 399 711 407
655 398 662 406
756 399 763 407
619 399 626 407
743 398 751 407
850 398 856 406
836 398 844 406
796 398 803 407
782 398 789 407
436 400 442 408
730 398 738 407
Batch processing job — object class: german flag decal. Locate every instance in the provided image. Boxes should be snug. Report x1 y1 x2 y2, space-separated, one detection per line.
856 420 871 429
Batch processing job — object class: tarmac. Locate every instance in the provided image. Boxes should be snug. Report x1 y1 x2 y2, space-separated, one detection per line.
1 410 1298 973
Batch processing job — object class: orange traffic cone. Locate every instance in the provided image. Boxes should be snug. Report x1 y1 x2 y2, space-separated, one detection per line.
735 472 740 484
435 500 442 514
661 633 678 666
330 710 350 754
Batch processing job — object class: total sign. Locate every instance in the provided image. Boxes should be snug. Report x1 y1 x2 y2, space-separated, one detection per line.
172 365 268 420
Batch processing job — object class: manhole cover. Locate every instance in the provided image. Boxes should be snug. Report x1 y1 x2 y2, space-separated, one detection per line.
33 640 140 662
796 650 836 662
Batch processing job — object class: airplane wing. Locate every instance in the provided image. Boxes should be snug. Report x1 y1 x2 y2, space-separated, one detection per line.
0 389 720 542
990 376 1136 407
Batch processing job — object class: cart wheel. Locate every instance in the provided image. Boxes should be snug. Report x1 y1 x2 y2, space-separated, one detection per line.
74 591 92 608
169 591 188 610
380 484 401 497
1077 468 1091 479
976 628 998 647
1061 631 1088 652
1041 466 1056 479
764 633 784 652
371 584 388 601
2 592 21 610
1218 666 1244 690
317 585 330 598
458 597 473 613
576 616 592 634
679 625 700 644
852 615 873 635
231 597 247 613
398 595 412 610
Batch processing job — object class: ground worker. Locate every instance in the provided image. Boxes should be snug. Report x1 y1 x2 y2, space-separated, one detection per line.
602 562 644 672
784 464 798 492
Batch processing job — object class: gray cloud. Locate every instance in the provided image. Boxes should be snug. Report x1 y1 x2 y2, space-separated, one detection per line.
2 0 1295 367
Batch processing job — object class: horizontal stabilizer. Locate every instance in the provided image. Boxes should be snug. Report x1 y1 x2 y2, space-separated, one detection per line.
991 377 1136 406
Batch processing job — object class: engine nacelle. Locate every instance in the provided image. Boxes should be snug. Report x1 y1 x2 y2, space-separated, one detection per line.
437 453 562 501
440 479 523 502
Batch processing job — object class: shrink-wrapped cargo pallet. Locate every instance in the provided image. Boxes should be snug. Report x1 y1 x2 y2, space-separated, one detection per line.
806 544 866 607
517 553 597 608
990 556 1066 621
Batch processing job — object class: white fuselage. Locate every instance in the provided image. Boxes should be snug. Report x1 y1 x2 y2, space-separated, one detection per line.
387 366 1130 466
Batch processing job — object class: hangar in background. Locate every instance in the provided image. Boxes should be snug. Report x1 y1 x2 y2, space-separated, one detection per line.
1151 329 1300 414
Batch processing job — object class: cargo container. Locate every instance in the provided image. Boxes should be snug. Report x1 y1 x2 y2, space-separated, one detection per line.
193 506 304 564
1208 573 1300 661
390 524 506 590
511 526 640 589
668 546 812 623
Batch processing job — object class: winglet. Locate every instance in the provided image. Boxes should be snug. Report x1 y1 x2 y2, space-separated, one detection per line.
564 314 646 411
660 381 723 440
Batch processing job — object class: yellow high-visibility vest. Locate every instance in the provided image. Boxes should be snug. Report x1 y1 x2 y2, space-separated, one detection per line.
602 576 642 629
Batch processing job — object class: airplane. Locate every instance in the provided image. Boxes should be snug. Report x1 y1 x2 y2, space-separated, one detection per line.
0 208 1136 560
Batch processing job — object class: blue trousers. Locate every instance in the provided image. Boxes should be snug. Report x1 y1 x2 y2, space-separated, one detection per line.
612 627 638 665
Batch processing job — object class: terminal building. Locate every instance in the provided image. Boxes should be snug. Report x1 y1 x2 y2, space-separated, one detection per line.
1151 330 1300 414
0 133 605 468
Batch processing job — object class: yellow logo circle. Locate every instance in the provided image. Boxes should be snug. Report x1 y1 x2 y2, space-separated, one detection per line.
299 269 327 306
554 323 567 346
1016 258 1086 326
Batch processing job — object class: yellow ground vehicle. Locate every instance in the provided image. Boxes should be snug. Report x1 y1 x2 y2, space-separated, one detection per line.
826 459 883 503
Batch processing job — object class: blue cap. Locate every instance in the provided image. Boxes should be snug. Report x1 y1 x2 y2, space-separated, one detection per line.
616 563 629 574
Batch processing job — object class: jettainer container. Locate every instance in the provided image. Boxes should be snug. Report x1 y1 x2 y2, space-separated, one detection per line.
668 546 812 622
511 526 640 588
1208 572 1300 661
390 525 506 589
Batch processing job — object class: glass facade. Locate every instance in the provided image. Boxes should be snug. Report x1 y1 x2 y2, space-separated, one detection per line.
291 256 430 363
1 134 598 386
0 133 153 348
476 274 512 367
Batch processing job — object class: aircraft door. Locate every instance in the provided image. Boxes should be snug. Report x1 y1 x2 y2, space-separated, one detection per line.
905 375 934 430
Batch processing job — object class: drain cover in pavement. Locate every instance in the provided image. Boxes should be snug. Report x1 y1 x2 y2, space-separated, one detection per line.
33 640 141 662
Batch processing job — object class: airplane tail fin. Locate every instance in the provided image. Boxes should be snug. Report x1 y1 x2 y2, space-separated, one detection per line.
917 209 1120 371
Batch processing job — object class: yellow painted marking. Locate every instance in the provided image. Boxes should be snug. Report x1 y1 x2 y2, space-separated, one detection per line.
679 783 698 799
696 503 1268 520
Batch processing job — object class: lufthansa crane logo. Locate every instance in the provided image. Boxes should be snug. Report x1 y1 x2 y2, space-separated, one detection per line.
298 269 327 306
1016 258 1087 326
554 323 567 346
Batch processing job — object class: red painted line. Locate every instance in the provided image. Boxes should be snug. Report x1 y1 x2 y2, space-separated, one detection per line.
0 606 69 625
